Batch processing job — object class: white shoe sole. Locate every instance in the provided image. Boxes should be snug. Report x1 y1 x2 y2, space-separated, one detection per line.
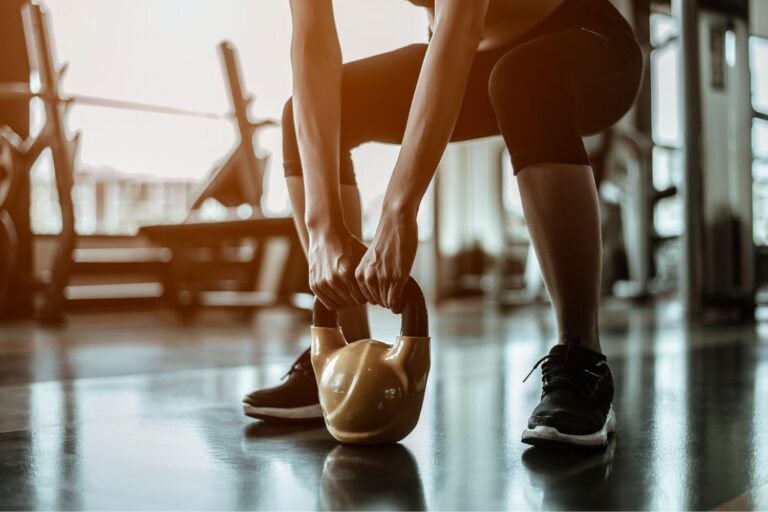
521 406 616 448
243 403 323 421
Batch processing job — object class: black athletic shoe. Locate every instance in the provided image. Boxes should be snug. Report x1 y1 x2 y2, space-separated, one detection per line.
521 339 615 449
242 348 323 422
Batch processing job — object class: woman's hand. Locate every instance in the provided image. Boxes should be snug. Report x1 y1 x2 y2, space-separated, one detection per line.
356 209 419 313
308 228 368 311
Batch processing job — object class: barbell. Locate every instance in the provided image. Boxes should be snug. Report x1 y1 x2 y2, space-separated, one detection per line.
0 80 235 121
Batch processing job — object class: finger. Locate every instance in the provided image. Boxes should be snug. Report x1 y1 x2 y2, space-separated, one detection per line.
310 275 340 311
355 265 376 304
315 292 339 312
330 276 361 310
360 276 378 305
360 266 383 307
388 277 408 314
344 274 367 305
364 272 383 307
334 279 362 309
315 281 344 311
377 274 391 310
337 263 366 305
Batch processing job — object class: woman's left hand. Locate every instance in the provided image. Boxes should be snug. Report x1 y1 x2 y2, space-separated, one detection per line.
356 209 418 313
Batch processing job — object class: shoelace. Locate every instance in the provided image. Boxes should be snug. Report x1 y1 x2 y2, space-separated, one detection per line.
522 338 604 396
281 348 312 380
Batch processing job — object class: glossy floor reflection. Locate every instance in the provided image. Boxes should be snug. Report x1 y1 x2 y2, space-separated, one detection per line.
1 301 767 510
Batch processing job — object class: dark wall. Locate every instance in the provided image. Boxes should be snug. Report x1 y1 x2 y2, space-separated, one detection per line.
653 0 749 18
0 0 29 136
0 0 34 319
699 0 748 18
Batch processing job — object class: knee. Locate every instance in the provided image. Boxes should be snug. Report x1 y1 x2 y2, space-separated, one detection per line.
487 56 512 110
488 54 584 174
282 97 295 138
282 97 303 180
280 96 356 185
488 56 541 155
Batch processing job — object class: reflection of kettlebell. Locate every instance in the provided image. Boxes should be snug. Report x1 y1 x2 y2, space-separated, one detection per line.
320 445 426 510
311 278 430 444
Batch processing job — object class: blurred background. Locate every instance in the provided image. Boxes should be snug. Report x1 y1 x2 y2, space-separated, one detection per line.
0 0 767 326
3 1 768 510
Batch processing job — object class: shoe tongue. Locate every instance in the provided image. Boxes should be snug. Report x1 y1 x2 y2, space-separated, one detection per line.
548 343 606 366
294 348 312 368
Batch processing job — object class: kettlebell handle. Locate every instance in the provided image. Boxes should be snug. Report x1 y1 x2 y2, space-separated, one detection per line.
312 277 428 337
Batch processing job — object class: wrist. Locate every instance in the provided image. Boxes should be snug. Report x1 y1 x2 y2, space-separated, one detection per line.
306 208 345 235
382 198 418 221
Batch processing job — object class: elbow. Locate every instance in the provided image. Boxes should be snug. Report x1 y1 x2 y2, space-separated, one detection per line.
432 2 487 42
457 14 485 37
432 15 484 47
291 32 319 55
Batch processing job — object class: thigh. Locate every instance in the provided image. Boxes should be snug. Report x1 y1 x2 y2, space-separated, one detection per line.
531 27 642 135
340 44 427 148
572 29 643 135
496 27 641 131
486 27 642 171
450 49 508 142
340 44 503 148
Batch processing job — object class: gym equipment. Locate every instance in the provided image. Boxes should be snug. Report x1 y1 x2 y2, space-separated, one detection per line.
190 41 275 212
139 217 310 320
319 445 426 510
311 278 430 444
599 127 680 299
137 42 309 320
0 128 23 314
0 2 81 325
0 0 33 320
673 0 755 321
0 1 297 323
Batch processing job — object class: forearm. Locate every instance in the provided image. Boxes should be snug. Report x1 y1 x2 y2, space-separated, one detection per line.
289 1 345 233
383 6 486 217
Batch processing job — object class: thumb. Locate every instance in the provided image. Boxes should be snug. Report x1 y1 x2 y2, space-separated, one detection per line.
352 237 368 258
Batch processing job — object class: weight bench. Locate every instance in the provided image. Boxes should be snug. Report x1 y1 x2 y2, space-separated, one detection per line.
139 216 311 321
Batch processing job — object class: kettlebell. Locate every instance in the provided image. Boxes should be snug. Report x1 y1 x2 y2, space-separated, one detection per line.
311 278 430 444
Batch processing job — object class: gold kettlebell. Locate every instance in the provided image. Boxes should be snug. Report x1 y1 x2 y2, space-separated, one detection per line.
311 278 430 444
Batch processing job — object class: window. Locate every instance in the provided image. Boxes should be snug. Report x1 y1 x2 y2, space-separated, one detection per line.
28 0 429 236
650 13 684 238
648 15 768 245
752 37 768 245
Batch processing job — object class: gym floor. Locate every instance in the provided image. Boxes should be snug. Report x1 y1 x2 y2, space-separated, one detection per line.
1 300 767 510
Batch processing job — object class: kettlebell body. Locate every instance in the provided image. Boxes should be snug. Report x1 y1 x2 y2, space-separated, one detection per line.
310 278 430 444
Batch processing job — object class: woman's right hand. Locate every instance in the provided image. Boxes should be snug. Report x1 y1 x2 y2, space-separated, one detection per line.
308 228 368 311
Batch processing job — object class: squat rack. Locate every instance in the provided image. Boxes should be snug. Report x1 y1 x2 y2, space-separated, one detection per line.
0 0 275 325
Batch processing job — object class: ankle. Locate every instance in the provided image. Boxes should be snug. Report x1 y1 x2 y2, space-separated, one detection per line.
557 333 602 354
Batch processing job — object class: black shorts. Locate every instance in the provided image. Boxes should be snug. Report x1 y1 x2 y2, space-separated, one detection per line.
283 0 643 184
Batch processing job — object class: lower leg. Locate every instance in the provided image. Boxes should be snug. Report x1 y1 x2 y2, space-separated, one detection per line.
516 163 602 353
286 177 370 341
